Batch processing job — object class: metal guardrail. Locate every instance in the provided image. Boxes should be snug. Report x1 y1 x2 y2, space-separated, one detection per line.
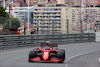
0 33 95 47
95 32 100 42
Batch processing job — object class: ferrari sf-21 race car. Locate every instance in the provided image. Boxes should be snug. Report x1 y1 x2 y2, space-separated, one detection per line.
28 42 65 63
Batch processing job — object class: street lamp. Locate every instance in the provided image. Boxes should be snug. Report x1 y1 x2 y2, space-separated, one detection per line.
3 0 5 9
87 4 91 33
9 0 13 13
67 20 69 33
80 0 83 33
9 0 13 35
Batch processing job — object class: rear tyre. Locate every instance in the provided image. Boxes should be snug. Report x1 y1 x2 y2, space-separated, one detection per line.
28 50 36 62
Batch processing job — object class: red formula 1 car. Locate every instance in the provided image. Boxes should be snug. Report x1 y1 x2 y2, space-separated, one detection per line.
28 43 65 63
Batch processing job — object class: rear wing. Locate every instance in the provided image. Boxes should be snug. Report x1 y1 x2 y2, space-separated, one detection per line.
41 43 58 47
51 44 58 47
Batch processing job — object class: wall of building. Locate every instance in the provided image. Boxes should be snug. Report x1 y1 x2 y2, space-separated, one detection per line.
33 6 73 34
38 0 49 4
33 6 100 33
12 2 21 7
26 0 38 6
56 0 65 4
83 0 100 6
72 7 100 32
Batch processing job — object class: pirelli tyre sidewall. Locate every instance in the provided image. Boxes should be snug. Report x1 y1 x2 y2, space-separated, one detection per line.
57 49 65 62
29 50 36 62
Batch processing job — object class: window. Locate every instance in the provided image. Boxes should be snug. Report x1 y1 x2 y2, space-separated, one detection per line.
18 12 24 15
35 9 37 10
50 9 52 10
35 9 40 11
40 16 42 18
43 9 46 10
37 16 39 18
47 9 49 10
15 12 18 13
43 16 45 18
55 9 58 10
34 26 36 28
13 5 16 7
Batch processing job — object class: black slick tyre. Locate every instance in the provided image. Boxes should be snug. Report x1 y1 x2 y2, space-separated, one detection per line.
28 50 36 62
57 49 65 63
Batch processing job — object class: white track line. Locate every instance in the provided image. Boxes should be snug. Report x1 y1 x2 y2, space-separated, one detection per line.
65 52 94 67
66 52 90 62
99 58 100 62
0 49 33 55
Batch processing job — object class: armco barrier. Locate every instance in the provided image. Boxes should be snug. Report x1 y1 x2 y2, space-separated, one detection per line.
0 33 95 47
95 32 100 42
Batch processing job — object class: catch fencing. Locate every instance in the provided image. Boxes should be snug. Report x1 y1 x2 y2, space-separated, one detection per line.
0 33 95 48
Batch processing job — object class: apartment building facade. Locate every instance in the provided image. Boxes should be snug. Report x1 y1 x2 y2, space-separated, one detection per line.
33 5 72 34
38 0 49 4
33 5 100 33
26 0 38 6
12 1 22 7
38 0 56 4
56 0 100 7
6 7 34 19
84 0 100 6
56 0 65 4
5 7 35 34
72 7 100 32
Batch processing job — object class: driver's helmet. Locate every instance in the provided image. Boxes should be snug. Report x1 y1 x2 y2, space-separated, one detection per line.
46 41 49 46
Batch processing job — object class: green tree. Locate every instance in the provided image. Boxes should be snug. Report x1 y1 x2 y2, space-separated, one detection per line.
3 18 20 31
0 6 9 24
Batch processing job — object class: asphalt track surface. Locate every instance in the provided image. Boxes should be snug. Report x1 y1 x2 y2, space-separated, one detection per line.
67 51 100 67
0 42 100 67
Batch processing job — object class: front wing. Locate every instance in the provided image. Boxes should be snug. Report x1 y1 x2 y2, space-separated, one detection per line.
29 57 64 62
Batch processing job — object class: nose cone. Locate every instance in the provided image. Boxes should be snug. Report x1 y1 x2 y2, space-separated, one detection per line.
43 52 49 60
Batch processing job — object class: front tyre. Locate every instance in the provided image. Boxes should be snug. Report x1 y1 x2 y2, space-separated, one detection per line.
28 50 36 62
57 49 65 63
